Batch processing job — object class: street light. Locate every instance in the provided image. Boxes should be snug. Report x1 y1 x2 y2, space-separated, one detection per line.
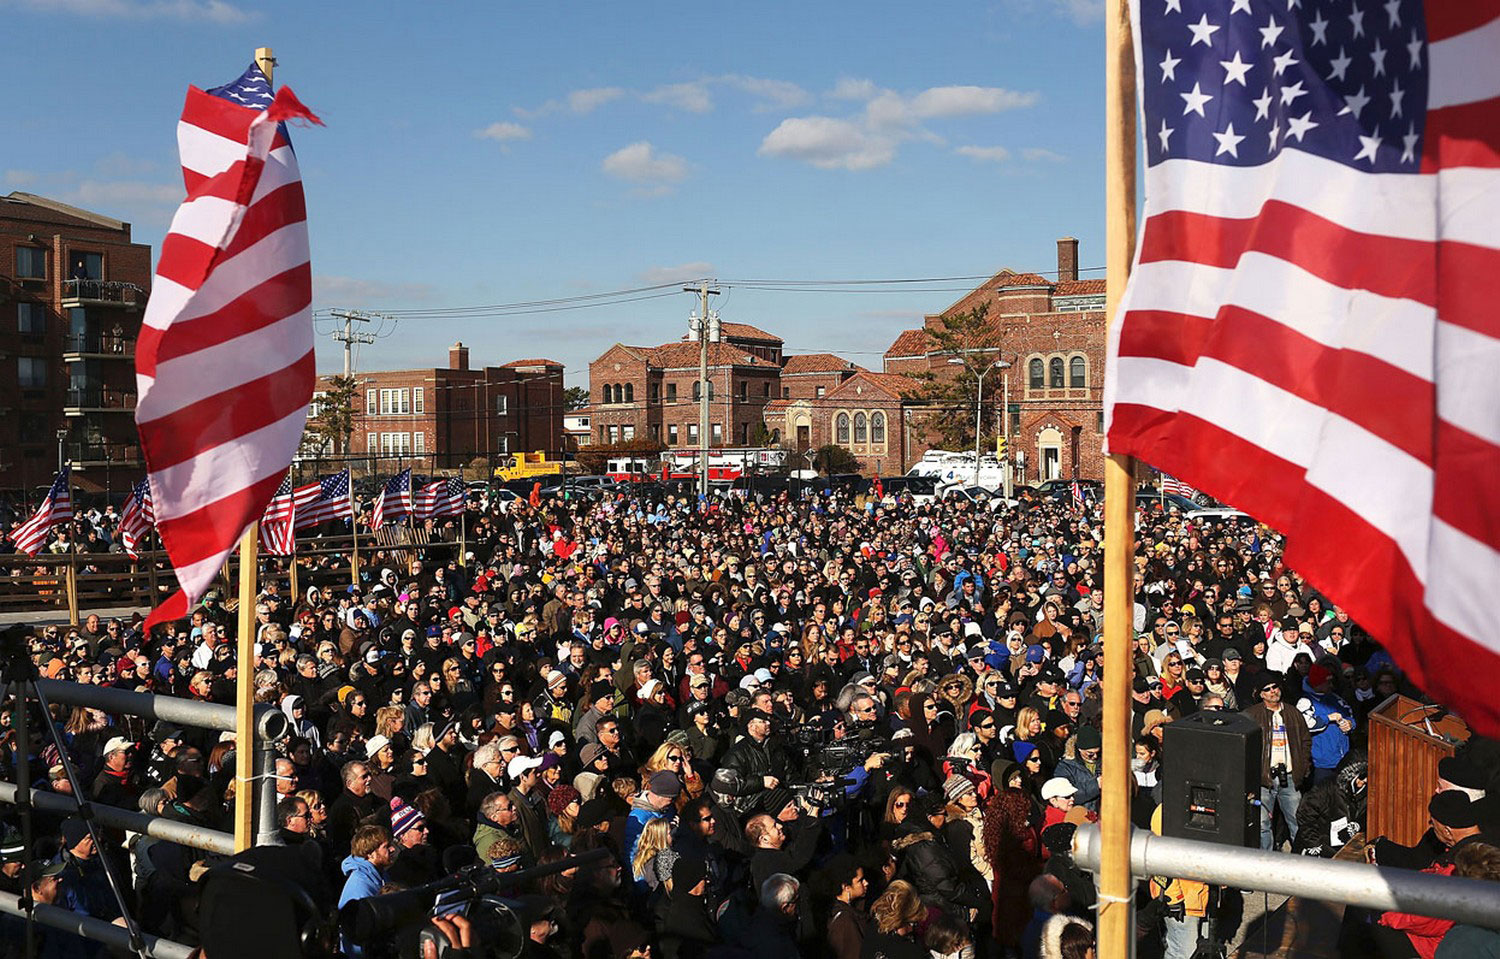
949 357 1011 491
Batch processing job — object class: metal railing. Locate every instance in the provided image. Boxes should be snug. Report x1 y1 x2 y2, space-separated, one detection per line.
0 892 192 959
1072 824 1500 929
61 278 143 307
62 333 135 357
63 388 137 411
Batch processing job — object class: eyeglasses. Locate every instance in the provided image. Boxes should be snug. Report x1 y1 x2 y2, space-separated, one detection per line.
893 800 909 809
666 755 684 765
698 814 715 823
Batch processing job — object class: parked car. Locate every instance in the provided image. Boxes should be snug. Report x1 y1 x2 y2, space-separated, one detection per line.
1134 489 1200 513
877 475 939 504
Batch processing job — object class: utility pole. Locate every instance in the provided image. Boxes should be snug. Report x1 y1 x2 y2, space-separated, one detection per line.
684 281 720 497
328 308 381 376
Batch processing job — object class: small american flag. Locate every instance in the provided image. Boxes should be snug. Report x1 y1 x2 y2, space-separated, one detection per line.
135 62 320 630
1072 480 1088 512
118 478 156 559
1160 476 1197 499
414 477 466 520
293 469 353 528
11 468 72 557
372 469 412 530
1105 0 1500 734
260 475 296 556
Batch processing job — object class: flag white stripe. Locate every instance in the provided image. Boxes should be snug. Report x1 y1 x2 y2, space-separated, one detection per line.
1428 15 1500 111
177 118 296 182
166 159 303 251
1437 322 1500 447
1428 518 1500 657
1113 355 1500 645
140 222 310 333
150 408 308 523
1435 168 1500 253
138 310 311 421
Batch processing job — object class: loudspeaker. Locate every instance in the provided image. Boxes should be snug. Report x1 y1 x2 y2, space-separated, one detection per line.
1161 709 1262 848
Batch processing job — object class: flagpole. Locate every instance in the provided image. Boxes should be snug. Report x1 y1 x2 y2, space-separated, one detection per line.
1099 0 1140 955
231 44 276 855
459 511 467 569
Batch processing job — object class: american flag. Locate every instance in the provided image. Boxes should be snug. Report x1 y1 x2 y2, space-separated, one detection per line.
118 478 156 559
1160 475 1197 499
1072 480 1088 512
293 469 353 529
260 474 297 556
10 468 72 557
1105 0 1500 734
372 469 412 529
135 62 320 630
414 477 466 520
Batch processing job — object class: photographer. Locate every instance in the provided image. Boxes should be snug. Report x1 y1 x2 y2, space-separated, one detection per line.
1244 671 1312 851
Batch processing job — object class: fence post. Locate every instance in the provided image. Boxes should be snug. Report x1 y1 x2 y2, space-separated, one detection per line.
65 554 79 626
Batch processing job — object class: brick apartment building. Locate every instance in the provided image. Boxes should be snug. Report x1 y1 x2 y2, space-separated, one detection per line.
1 192 153 494
328 343 564 470
882 236 1108 481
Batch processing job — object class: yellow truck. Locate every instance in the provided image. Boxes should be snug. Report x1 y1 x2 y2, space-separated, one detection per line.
493 452 566 482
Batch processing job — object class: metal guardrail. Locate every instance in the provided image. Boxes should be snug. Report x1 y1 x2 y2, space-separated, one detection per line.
0 891 193 959
1072 824 1500 929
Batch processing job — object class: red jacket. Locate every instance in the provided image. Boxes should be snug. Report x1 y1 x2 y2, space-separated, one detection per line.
1380 862 1456 959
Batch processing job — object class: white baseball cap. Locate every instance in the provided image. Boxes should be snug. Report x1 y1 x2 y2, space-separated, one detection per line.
1041 777 1078 801
507 754 544 780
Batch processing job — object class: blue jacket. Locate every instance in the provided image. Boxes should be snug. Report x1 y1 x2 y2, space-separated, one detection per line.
1054 756 1102 812
625 801 667 868
338 855 385 908
1298 682 1352 770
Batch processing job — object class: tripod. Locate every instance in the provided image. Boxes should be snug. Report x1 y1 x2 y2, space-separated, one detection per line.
2 625 148 959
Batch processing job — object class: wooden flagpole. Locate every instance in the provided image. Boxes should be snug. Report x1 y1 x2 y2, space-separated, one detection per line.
233 44 276 854
459 511 467 568
1100 1 1140 956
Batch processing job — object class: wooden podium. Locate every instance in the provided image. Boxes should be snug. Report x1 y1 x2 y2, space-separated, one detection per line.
1367 694 1470 846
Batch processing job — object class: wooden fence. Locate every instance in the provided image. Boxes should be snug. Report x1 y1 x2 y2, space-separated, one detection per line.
0 526 464 624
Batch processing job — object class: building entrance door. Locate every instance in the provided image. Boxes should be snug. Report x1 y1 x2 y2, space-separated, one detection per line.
796 425 810 451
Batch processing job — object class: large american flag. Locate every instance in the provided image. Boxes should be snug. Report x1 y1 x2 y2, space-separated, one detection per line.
372 469 412 530
135 63 320 630
414 477 466 521
10 468 72 557
118 478 156 559
1105 0 1500 734
293 469 353 528
260 475 297 556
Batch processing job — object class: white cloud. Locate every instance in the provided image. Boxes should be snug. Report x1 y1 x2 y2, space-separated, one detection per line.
719 75 809 109
829 77 878 101
54 179 181 225
866 85 1039 129
93 152 159 177
642 82 714 114
602 142 689 191
1053 0 1104 24
1023 147 1067 162
516 86 626 118
758 117 897 171
956 145 1012 163
4 0 253 22
638 261 715 285
4 170 40 187
475 121 532 143
312 275 438 306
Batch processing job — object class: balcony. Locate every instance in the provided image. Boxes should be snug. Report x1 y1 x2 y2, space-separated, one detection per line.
62 332 135 360
61 279 144 310
68 442 141 467
64 388 137 415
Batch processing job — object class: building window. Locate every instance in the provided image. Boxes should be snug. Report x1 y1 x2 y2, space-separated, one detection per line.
17 303 45 333
739 381 748 401
692 381 700 401
739 422 750 444
1069 356 1086 389
606 426 618 443
1029 359 1044 390
623 424 636 441
499 435 510 453
763 382 770 397
815 386 826 399
650 383 659 403
624 384 634 403
711 423 723 444
1097 411 1105 433
650 425 660 439
853 412 868 444
413 432 425 454
667 383 677 402
783 387 790 399
871 411 886 444
835 413 850 444
17 357 46 388
413 387 424 413
367 389 377 414
668 424 679 445
68 252 103 280
1049 357 1065 389
366 432 375 452
687 423 699 444
15 247 46 280
378 388 409 415
496 394 508 414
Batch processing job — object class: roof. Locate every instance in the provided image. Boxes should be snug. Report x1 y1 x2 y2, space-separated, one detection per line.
719 322 782 343
995 271 1051 288
4 191 129 232
647 341 777 369
884 328 932 358
1053 278 1107 297
502 358 564 368
827 370 921 402
763 398 791 414
781 352 861 374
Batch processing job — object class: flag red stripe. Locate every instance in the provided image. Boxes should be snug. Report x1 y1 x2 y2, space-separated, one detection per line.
1117 306 1435 464
142 351 315 469
139 264 311 366
1109 403 1500 735
1434 421 1500 554
1425 1 1500 42
151 183 305 293
1138 204 1436 307
1422 98 1500 173
1436 238 1500 339
154 471 286 570
179 88 290 160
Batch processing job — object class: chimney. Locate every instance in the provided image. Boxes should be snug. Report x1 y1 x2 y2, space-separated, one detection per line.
1056 236 1079 284
449 342 469 371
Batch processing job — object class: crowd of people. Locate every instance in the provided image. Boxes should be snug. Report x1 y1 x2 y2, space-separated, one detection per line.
2 478 1497 959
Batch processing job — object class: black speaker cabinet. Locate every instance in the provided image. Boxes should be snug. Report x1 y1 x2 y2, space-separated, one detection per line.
1161 709 1262 848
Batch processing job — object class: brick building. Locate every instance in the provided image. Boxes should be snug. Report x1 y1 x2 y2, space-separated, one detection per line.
881 237 1109 481
763 352 864 452
589 323 782 449
330 343 563 470
1 192 153 494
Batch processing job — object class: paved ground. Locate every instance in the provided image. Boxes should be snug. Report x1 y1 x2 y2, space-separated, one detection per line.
0 604 147 627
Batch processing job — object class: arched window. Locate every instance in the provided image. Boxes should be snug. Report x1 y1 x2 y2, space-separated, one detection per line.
624 383 634 403
1029 358 1045 389
1069 356 1086 389
692 381 701 401
871 411 886 444
835 413 850 444
854 412 868 443
605 385 616 404
1049 357 1065 388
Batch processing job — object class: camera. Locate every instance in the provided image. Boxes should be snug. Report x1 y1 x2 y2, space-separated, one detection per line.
1271 763 1289 788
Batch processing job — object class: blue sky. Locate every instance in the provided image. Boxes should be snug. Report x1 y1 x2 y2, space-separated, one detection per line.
4 0 1107 385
